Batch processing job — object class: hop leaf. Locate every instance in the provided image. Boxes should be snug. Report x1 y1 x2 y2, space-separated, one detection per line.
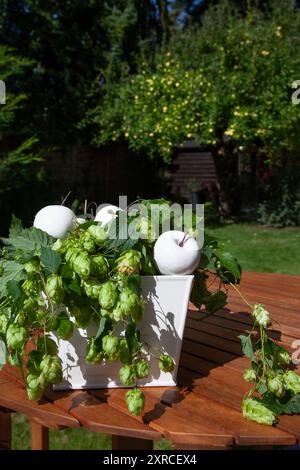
86 337 103 364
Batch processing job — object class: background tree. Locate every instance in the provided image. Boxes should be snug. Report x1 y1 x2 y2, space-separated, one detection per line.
0 46 43 231
89 0 300 214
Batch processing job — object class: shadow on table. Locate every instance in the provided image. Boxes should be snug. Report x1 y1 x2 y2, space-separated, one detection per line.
143 306 284 421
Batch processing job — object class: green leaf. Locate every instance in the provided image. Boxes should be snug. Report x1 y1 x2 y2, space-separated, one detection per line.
260 393 285 415
0 260 26 298
239 334 256 362
9 215 23 238
1 227 55 252
41 246 61 275
127 274 142 294
190 271 207 309
6 280 22 301
213 249 242 280
95 316 108 340
204 290 227 313
282 394 300 415
125 323 142 355
66 277 81 295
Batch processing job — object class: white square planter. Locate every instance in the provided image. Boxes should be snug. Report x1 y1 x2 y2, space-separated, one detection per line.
52 275 194 390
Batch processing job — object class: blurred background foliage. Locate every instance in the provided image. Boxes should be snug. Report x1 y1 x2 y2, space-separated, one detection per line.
0 0 299 231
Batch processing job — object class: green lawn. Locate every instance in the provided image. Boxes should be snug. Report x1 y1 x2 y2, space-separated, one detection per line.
207 223 300 275
11 223 300 449
12 413 172 450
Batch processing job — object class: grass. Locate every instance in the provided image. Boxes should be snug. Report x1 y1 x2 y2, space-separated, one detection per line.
12 413 172 450
207 222 300 275
11 223 300 449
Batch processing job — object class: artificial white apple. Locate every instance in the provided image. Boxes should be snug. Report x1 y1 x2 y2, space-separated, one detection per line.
34 205 76 239
95 204 123 226
76 215 89 225
154 230 201 275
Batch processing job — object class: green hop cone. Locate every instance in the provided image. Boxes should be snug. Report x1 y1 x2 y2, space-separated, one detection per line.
23 259 39 275
86 337 103 364
159 354 175 373
135 359 150 379
283 370 300 394
71 250 91 279
23 296 38 313
125 388 145 416
111 302 124 322
252 304 270 328
135 217 156 243
275 347 291 366
243 368 256 383
119 364 136 386
242 397 276 426
119 339 132 364
82 279 102 299
26 373 46 401
79 231 96 254
87 225 107 245
40 355 62 384
0 314 8 334
102 334 119 361
92 255 109 280
6 324 28 349
99 282 118 310
116 249 142 275
119 289 143 322
268 373 285 398
45 274 64 304
22 278 41 297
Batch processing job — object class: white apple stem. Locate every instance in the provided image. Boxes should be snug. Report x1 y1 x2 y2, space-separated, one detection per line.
179 232 188 247
61 190 71 206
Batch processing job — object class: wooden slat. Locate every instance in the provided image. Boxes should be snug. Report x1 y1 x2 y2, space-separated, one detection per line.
91 388 233 447
158 389 296 446
0 371 80 430
2 363 160 441
43 387 160 441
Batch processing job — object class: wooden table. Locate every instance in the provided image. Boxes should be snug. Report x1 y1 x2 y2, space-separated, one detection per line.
1 272 300 450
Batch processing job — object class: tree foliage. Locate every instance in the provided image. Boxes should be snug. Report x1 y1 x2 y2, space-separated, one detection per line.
88 0 300 165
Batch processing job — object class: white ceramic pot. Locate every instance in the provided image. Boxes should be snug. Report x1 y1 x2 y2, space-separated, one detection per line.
52 275 194 390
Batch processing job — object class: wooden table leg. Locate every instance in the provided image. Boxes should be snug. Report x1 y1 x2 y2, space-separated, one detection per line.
0 409 11 450
112 435 153 450
30 420 49 450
